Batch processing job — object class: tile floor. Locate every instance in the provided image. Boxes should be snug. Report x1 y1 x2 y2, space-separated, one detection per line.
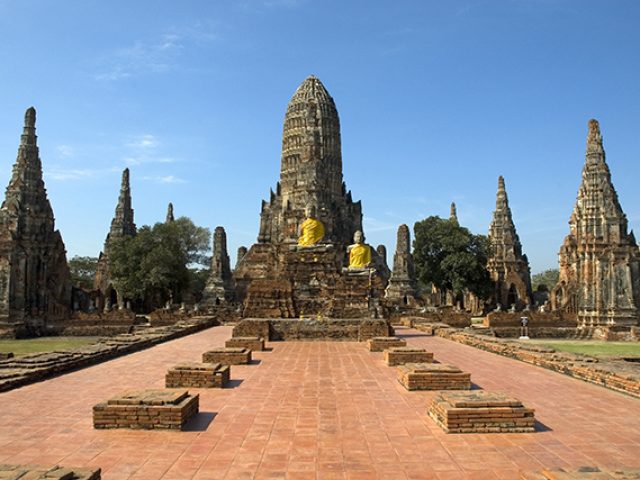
0 325 638 479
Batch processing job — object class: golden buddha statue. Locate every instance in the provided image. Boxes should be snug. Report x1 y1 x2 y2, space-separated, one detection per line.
298 205 325 246
347 230 372 268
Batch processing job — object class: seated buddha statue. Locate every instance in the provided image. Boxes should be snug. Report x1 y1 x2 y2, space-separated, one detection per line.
347 230 372 269
298 205 325 246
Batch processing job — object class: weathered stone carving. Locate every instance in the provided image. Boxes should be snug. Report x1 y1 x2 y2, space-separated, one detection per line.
202 226 234 305
94 168 136 310
347 230 372 269
487 176 532 310
385 224 418 304
552 119 640 331
234 76 389 318
0 107 72 329
297 204 325 246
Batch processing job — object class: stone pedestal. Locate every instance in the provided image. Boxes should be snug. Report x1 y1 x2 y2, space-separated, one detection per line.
428 390 535 433
397 363 471 390
0 465 101 480
383 347 433 366
202 347 251 365
226 336 265 351
367 336 406 352
93 390 199 430
520 467 640 479
165 362 230 388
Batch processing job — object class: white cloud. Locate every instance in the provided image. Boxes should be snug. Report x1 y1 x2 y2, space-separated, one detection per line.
127 134 158 150
124 156 176 166
56 145 75 158
46 168 97 181
363 216 396 233
94 25 218 82
142 175 187 184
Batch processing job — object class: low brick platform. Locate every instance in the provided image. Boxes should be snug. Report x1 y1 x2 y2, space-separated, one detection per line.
428 390 535 434
202 347 251 365
520 467 640 479
397 362 471 390
0 465 101 479
165 362 230 388
93 389 199 430
225 336 265 351
367 336 407 352
383 346 434 366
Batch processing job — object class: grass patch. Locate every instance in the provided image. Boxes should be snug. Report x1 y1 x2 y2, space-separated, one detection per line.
0 337 102 356
526 339 640 358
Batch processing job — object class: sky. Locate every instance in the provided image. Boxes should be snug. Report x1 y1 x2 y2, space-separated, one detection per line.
0 0 639 274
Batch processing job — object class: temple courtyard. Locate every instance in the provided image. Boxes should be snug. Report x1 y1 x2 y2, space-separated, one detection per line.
0 326 638 480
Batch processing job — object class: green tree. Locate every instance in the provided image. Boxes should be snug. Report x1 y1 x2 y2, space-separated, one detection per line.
109 217 210 308
68 255 98 288
413 216 492 300
532 268 559 292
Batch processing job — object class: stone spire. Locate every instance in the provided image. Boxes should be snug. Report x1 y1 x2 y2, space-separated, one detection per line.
236 246 247 266
385 224 417 304
376 245 388 269
166 202 174 223
552 119 640 329
257 75 362 245
0 107 71 324
449 202 458 224
107 168 136 242
94 168 137 303
202 226 234 305
487 176 532 310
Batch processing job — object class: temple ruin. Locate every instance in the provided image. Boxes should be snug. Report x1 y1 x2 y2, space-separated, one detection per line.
94 168 137 310
552 119 640 332
487 176 532 310
234 76 389 318
202 226 234 305
0 108 72 331
385 224 418 306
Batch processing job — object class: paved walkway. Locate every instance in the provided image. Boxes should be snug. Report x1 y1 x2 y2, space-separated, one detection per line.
0 325 638 480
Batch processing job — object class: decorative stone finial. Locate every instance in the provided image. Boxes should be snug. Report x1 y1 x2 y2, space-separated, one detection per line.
450 202 458 223
166 202 174 223
21 107 37 146
121 168 130 187
586 118 604 160
24 107 36 128
588 118 601 141
498 176 505 192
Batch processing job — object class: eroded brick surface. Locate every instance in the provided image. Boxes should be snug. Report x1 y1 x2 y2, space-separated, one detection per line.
165 362 230 388
202 347 251 365
93 389 199 430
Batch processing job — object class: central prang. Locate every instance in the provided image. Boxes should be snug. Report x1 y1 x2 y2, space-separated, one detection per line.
234 76 389 318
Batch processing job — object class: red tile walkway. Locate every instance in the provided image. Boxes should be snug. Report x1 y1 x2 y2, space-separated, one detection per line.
0 325 638 479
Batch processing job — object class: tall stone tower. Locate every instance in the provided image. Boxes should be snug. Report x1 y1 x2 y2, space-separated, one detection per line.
94 168 137 308
257 75 362 245
0 107 71 327
487 176 532 310
552 119 640 330
202 226 234 305
235 76 389 318
450 202 458 224
385 224 417 305
165 202 174 223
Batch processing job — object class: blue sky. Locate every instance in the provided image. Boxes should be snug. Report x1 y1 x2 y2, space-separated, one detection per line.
0 0 639 273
